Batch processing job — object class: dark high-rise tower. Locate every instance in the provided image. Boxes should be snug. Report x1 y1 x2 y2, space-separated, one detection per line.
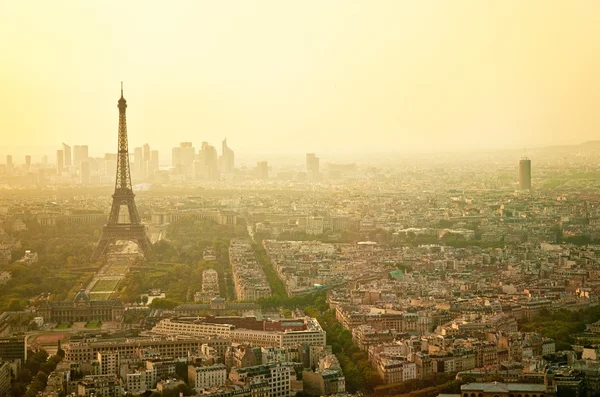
519 157 531 190
91 84 152 261
62 143 72 167
220 138 234 174
306 153 320 181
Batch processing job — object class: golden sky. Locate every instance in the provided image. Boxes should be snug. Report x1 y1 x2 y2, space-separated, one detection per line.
1 0 600 159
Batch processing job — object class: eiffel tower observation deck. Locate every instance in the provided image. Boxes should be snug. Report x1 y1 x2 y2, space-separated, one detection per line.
91 84 152 261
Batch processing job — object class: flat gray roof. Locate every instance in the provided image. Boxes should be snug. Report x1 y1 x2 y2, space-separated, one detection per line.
461 382 547 393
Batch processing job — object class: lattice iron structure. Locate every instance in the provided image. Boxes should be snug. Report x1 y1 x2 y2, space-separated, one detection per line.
91 84 152 261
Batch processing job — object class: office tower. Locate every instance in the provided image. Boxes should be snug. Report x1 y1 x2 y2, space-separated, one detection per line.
519 158 531 190
134 146 144 179
56 150 64 174
172 147 181 169
180 142 196 176
142 143 151 177
6 155 13 175
62 143 72 166
197 141 219 180
0 337 25 361
91 84 152 261
220 138 235 174
25 155 31 170
87 157 100 176
80 161 90 184
143 143 150 162
257 161 268 180
306 153 320 180
41 155 48 165
150 150 159 174
105 153 117 178
38 169 46 185
73 145 89 166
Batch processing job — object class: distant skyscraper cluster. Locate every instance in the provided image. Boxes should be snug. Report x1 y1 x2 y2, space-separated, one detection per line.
57 143 90 183
0 84 367 186
1 142 535 188
0 136 240 186
52 140 154 185
132 143 159 181
170 139 235 181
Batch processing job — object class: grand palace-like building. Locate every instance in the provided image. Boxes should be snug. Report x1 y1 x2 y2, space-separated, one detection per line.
37 289 124 323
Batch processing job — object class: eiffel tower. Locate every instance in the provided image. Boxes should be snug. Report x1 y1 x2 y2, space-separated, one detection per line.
91 84 152 261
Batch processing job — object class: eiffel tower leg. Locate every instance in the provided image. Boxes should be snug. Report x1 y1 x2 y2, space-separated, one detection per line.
91 237 112 262
127 198 141 225
136 237 153 259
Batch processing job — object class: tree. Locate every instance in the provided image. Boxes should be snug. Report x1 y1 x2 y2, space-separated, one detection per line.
149 298 180 310
7 298 25 312
10 381 27 397
16 369 32 383
57 340 65 358
175 362 189 384
162 384 196 397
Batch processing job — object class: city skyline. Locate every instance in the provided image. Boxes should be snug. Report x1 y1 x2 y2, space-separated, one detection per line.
2 1 600 156
2 136 600 167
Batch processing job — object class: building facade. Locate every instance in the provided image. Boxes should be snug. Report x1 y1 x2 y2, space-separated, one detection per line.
188 363 227 391
37 289 124 323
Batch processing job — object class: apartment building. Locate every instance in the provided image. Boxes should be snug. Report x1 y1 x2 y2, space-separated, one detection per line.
188 363 227 391
152 317 326 349
0 362 10 397
151 319 234 339
66 337 206 363
77 375 123 397
230 239 272 301
230 363 295 397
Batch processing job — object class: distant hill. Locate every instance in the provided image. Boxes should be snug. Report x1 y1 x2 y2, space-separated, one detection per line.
529 140 600 154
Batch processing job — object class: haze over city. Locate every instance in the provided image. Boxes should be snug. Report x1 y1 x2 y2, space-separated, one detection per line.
4 3 600 397
2 0 600 159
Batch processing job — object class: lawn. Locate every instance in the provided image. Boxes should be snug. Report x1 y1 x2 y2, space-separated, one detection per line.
105 263 129 275
90 292 113 301
85 321 102 328
92 279 120 292
55 323 71 329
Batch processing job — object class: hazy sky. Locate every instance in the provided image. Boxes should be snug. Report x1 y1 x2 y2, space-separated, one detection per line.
1 1 600 160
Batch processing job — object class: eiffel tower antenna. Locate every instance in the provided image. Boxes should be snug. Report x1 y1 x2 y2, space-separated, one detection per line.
91 84 152 261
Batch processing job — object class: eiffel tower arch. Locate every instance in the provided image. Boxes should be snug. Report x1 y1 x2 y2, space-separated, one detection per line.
91 84 152 261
